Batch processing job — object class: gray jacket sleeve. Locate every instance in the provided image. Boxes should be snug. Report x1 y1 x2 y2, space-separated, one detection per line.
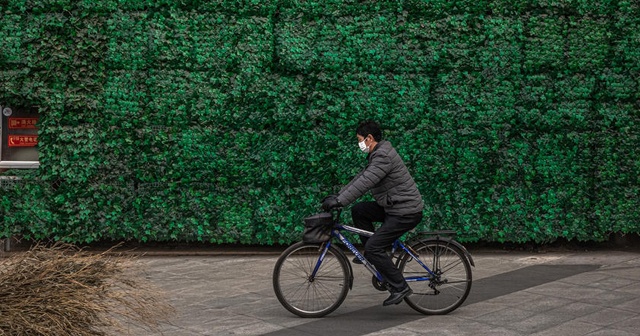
336 152 392 206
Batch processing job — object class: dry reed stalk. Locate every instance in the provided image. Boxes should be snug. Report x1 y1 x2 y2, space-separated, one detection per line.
0 243 175 336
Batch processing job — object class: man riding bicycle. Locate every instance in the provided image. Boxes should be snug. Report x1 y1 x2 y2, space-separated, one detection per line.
322 120 424 306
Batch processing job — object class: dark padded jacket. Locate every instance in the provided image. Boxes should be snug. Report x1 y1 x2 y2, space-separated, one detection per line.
336 140 424 216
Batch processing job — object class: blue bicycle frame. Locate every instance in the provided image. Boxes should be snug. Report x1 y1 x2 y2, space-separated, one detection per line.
310 221 439 284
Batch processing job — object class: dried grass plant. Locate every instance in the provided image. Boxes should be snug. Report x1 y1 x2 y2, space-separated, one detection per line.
0 243 175 335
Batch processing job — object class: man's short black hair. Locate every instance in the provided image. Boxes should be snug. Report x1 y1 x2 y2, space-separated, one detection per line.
356 120 382 141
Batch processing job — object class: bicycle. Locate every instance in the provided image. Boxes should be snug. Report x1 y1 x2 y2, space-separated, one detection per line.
272 209 475 318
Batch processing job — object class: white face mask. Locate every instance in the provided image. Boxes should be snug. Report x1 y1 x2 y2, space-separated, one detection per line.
358 139 369 153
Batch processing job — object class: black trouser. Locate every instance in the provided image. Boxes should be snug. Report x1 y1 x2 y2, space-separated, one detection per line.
351 201 422 292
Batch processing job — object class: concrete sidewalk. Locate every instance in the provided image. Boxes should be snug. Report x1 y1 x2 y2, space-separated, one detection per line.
127 247 640 336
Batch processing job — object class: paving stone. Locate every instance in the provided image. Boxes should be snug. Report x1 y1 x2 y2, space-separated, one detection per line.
575 308 637 326
545 301 601 318
529 320 603 336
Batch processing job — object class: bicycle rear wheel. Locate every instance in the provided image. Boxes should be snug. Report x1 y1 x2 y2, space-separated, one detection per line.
273 242 350 317
399 239 472 314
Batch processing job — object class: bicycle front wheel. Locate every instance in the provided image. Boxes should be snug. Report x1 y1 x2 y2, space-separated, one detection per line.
273 242 350 318
399 239 472 315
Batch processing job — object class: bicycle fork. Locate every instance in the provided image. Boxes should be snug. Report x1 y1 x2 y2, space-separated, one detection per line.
309 235 381 284
309 242 331 282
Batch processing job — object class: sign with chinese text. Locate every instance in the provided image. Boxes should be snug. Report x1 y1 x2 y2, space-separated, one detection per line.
8 135 38 147
8 117 38 129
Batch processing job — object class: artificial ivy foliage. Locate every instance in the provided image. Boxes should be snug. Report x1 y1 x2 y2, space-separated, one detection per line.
0 0 638 245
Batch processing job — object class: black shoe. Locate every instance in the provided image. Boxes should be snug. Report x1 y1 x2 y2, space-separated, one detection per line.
352 257 363 264
383 286 413 306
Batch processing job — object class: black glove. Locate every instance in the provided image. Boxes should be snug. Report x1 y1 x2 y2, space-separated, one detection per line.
321 195 342 211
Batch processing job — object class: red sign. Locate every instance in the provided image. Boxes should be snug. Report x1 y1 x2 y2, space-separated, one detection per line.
8 118 38 129
8 135 38 147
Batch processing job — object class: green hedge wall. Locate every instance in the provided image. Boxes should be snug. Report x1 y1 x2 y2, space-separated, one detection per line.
1 0 639 244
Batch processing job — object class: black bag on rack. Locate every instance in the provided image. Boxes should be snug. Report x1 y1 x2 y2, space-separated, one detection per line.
302 212 333 243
